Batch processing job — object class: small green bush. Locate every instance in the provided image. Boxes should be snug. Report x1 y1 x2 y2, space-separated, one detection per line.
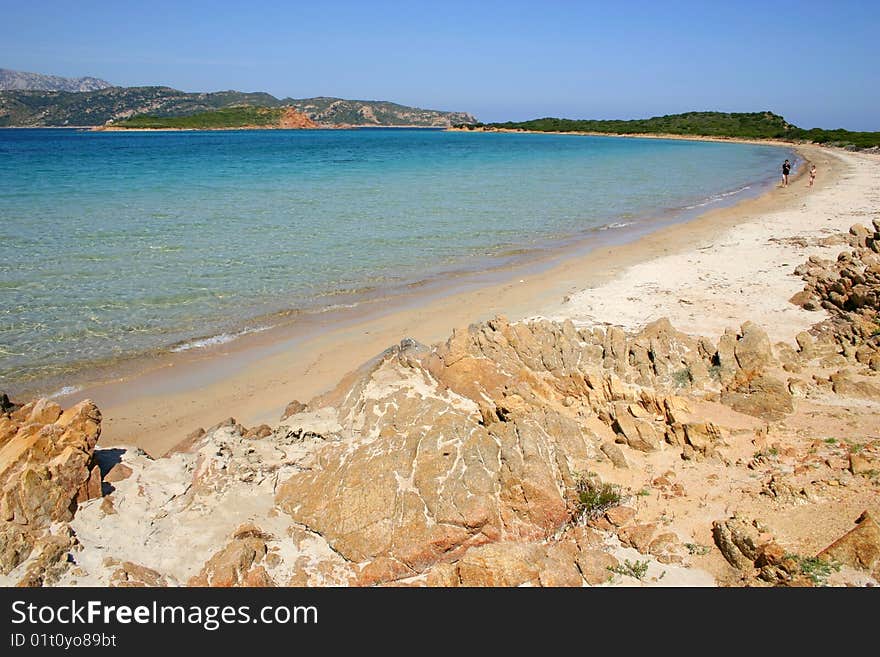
572 475 621 521
608 559 650 580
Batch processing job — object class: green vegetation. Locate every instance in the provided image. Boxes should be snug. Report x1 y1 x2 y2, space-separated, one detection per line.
111 106 285 129
753 446 779 460
684 542 711 556
672 367 692 388
608 559 650 580
786 555 840 586
455 111 880 150
571 474 621 521
824 437 838 445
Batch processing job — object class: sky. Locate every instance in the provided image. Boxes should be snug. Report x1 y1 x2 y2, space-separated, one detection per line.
2 0 878 130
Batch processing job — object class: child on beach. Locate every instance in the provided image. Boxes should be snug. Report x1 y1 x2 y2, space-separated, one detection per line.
809 164 817 187
781 159 791 187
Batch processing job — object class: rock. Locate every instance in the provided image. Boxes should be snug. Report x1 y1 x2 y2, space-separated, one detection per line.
682 422 722 454
612 407 662 452
818 511 880 579
275 339 590 575
795 332 816 357
78 464 102 503
830 371 880 400
604 506 636 527
278 107 319 129
15 532 75 587
734 322 775 374
0 399 104 578
617 523 657 552
789 289 814 309
455 542 544 587
243 424 273 439
849 223 872 248
0 399 102 529
600 441 629 469
166 427 206 455
103 463 133 483
576 548 619 585
849 452 876 475
281 400 307 421
712 517 764 570
755 541 786 568
188 529 274 587
648 532 684 564
111 561 167 587
721 373 793 421
538 540 584 587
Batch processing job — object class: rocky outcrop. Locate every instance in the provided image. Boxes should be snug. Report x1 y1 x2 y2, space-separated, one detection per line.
272 313 788 584
188 525 275 587
791 222 880 371
278 107 318 129
818 511 880 579
0 398 103 584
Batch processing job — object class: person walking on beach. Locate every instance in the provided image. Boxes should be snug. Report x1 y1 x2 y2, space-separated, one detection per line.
781 159 792 187
808 164 817 187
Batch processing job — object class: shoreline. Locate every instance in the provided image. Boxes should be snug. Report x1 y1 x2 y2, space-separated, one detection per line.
39 142 852 458
7 132 795 402
94 124 450 132
11 157 785 402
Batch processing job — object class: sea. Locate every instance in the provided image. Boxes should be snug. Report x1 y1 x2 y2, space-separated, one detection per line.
0 128 793 394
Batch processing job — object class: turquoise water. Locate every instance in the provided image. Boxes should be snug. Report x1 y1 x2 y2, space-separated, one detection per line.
0 128 791 392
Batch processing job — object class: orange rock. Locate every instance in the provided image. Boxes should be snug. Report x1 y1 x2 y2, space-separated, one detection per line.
818 511 880 578
104 463 133 483
604 506 636 527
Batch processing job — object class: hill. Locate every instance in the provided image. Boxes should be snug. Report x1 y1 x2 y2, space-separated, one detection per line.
0 86 477 128
106 106 318 130
0 67 113 92
461 111 880 149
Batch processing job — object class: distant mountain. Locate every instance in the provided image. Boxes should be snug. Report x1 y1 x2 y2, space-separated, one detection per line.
0 85 478 128
0 67 113 92
283 97 476 128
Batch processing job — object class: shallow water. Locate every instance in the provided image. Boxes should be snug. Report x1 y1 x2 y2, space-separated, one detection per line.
0 128 791 391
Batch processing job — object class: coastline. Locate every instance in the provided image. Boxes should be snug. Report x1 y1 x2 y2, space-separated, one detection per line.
40 142 867 457
93 124 450 132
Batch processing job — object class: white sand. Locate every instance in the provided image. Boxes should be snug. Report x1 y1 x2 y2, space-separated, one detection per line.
544 149 880 344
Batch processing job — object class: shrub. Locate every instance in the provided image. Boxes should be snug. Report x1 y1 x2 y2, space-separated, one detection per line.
572 475 621 521
608 559 650 580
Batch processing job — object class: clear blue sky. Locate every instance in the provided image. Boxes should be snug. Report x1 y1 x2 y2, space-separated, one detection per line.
2 0 878 130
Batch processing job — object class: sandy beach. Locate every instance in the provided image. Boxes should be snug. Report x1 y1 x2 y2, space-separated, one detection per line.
48 141 878 457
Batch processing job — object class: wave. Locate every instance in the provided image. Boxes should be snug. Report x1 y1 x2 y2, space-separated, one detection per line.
169 325 270 353
48 385 83 399
600 221 633 231
684 185 752 210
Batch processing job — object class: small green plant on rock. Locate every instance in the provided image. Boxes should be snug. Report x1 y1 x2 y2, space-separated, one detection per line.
571 474 621 522
684 542 711 556
608 559 650 580
785 554 840 586
672 368 692 388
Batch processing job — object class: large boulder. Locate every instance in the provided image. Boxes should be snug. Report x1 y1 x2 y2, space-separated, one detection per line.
0 398 103 577
818 511 880 579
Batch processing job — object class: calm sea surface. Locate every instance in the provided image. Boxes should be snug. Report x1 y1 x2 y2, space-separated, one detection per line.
0 128 791 392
